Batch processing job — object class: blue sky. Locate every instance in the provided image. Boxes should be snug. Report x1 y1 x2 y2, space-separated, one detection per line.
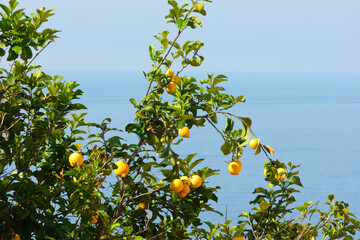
21 0 360 73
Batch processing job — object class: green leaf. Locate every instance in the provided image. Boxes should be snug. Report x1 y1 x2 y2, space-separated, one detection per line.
20 46 32 60
176 18 189 31
224 117 234 133
191 16 202 27
189 57 201 66
194 3 204 12
129 98 137 107
12 46 22 54
0 48 5 57
33 69 42 78
211 74 227 87
220 140 231 155
7 49 18 61
290 175 303 187
189 158 205 171
149 44 155 60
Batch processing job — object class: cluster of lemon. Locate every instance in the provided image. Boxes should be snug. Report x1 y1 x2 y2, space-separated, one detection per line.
170 175 202 198
164 69 180 94
227 138 287 181
68 152 130 224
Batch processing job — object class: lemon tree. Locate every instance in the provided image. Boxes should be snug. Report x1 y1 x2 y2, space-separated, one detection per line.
1 0 359 239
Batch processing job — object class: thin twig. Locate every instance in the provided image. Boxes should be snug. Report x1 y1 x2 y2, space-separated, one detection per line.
27 41 53 67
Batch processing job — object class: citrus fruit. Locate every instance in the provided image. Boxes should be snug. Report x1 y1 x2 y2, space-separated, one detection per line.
275 168 287 181
170 179 184 193
172 75 180 83
69 152 84 167
249 138 260 149
165 69 174 77
232 237 244 240
113 160 129 177
228 161 242 175
11 235 20 240
178 126 190 138
190 175 202 188
176 184 190 198
91 215 98 224
138 202 146 210
264 168 268 177
180 176 191 186
166 82 177 94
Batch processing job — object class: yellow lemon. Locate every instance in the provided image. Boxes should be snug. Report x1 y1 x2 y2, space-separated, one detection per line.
69 152 83 167
233 237 245 240
249 138 260 149
172 75 180 83
176 184 190 198
170 179 184 193
190 175 202 188
91 215 98 224
165 69 174 77
228 161 242 175
178 126 190 138
113 160 129 177
166 82 177 94
275 168 287 181
138 202 146 210
11 235 21 240
180 176 191 186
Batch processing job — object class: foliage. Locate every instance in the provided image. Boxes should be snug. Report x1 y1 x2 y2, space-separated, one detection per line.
0 0 359 239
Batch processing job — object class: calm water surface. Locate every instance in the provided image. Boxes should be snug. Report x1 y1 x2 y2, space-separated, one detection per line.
60 71 360 231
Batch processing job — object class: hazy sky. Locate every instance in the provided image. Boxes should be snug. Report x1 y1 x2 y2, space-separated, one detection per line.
19 0 360 73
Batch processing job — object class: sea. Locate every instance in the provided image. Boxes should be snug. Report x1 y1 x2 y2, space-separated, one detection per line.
58 70 360 235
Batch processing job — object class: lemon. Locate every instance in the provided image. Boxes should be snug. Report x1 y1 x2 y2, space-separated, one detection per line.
228 161 242 175
11 235 21 240
232 237 245 240
178 126 190 138
176 184 190 198
165 69 174 77
91 215 98 224
249 138 260 149
170 179 184 193
190 175 202 188
113 160 129 177
275 168 287 181
172 75 180 83
166 82 177 94
69 152 84 167
138 202 146 210
180 176 191 186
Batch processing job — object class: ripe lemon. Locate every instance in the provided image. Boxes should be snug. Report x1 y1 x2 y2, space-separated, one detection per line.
69 152 84 167
178 126 190 138
170 179 184 193
165 69 174 77
233 237 244 240
113 160 129 177
275 168 287 181
11 235 20 240
91 215 98 224
166 82 177 94
228 161 242 175
176 184 190 198
180 176 191 186
249 138 260 149
172 75 180 83
138 202 146 210
190 175 202 188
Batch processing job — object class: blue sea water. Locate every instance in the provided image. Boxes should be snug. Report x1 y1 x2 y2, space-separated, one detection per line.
60 70 360 233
